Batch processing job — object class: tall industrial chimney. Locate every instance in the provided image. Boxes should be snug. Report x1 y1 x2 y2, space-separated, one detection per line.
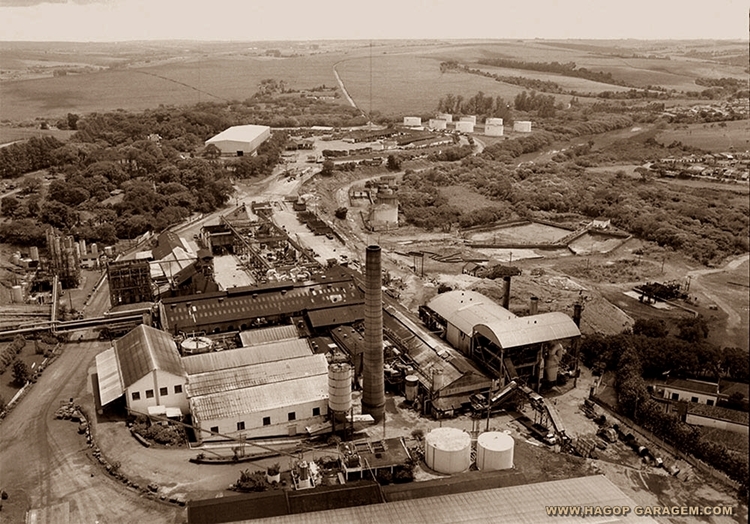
501 276 512 309
362 245 385 422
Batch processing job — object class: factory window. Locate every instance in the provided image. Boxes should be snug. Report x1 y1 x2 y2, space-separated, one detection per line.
210 426 219 434
671 393 679 401
237 421 245 431
174 385 183 394
263 417 271 426
160 387 168 396
691 397 699 403
312 407 321 417
707 399 714 406
146 389 154 399
288 412 296 421
132 391 141 401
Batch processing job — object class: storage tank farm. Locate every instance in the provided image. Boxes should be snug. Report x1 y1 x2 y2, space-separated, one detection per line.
425 427 472 474
362 245 385 422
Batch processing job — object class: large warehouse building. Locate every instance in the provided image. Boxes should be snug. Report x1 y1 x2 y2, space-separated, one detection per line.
420 290 580 387
205 124 271 157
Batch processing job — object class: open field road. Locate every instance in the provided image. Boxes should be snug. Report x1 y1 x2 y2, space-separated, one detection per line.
0 339 182 523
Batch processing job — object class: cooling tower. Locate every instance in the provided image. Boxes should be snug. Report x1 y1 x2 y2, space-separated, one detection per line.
362 245 385 422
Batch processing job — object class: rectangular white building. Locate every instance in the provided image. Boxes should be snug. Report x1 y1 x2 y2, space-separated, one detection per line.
205 124 271 157
514 121 532 133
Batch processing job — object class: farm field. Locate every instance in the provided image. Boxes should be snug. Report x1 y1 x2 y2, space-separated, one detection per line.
0 127 75 145
654 119 750 152
335 54 521 116
472 65 632 94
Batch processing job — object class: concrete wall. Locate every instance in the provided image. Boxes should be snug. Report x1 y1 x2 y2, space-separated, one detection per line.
194 399 328 441
685 413 749 435
126 370 189 414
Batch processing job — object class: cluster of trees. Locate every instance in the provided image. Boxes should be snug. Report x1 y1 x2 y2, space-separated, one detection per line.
436 91 513 122
477 58 634 88
581 328 748 491
513 91 557 117
0 335 26 376
0 136 65 178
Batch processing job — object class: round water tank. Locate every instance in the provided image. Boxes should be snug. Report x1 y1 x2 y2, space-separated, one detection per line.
11 285 23 304
29 246 39 261
328 363 352 413
104 246 114 257
11 253 21 266
180 336 212 355
431 368 444 392
476 431 514 471
404 375 419 402
424 427 471 474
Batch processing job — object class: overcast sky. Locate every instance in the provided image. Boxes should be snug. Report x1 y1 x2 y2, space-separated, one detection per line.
0 0 747 41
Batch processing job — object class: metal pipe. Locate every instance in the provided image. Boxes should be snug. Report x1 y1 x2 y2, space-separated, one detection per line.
502 276 511 309
362 245 385 422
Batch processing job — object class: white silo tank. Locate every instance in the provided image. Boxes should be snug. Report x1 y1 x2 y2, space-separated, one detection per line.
403 116 421 126
485 124 504 137
79 239 87 256
11 253 21 266
437 113 453 123
404 375 419 402
29 246 39 261
425 427 471 474
460 115 476 125
11 285 23 303
428 119 447 130
455 121 474 133
476 431 514 471
514 121 532 133
485 118 503 126
328 363 352 413
431 368 444 393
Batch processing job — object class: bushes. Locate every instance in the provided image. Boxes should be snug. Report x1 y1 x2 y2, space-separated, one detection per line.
132 415 186 446
0 335 27 375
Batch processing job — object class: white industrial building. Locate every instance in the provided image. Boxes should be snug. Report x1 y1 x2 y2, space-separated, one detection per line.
188 354 330 441
95 324 189 415
459 115 476 125
514 121 532 133
454 121 474 133
426 290 516 354
403 116 422 126
205 124 271 157
485 123 504 137
436 113 453 122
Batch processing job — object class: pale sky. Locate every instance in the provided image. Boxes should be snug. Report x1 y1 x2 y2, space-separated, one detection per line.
0 0 747 41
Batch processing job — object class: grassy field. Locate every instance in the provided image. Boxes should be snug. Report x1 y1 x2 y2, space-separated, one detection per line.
1 39 746 122
654 120 750 152
0 127 75 145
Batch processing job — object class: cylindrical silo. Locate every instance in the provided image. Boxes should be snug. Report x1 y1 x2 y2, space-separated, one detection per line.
362 245 385 422
530 296 539 315
545 343 564 382
104 246 114 257
11 285 23 303
328 363 352 415
79 239 87 256
404 375 419 402
476 431 514 470
424 427 471 474
11 253 21 266
431 368 444 393
29 246 39 261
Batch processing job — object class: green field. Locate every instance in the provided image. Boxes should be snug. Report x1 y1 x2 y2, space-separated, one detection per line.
0 127 75 145
655 120 750 152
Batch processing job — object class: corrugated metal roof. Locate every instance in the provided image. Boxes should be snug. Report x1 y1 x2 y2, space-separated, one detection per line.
114 325 185 388
162 274 363 333
186 354 328 397
182 339 312 375
206 124 271 144
239 325 299 347
427 290 515 336
307 304 364 329
474 312 580 349
96 348 124 406
239 475 656 524
190 374 328 421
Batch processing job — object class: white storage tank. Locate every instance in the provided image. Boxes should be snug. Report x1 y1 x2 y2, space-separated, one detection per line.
455 121 474 133
403 116 422 126
476 431 514 470
460 115 476 125
486 117 503 126
428 119 447 130
29 246 39 261
104 246 115 257
514 121 532 133
328 362 352 413
436 113 453 123
11 285 23 303
180 336 212 355
485 124 504 137
425 427 471 474
11 253 21 266
431 367 444 393
404 374 419 402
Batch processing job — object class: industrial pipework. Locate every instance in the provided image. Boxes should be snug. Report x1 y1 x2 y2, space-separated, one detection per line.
362 245 385 422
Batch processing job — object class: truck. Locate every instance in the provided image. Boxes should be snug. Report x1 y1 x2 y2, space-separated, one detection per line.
516 414 556 446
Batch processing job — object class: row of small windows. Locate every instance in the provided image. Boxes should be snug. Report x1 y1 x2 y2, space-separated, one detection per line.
208 407 323 434
131 384 183 401
670 392 714 405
